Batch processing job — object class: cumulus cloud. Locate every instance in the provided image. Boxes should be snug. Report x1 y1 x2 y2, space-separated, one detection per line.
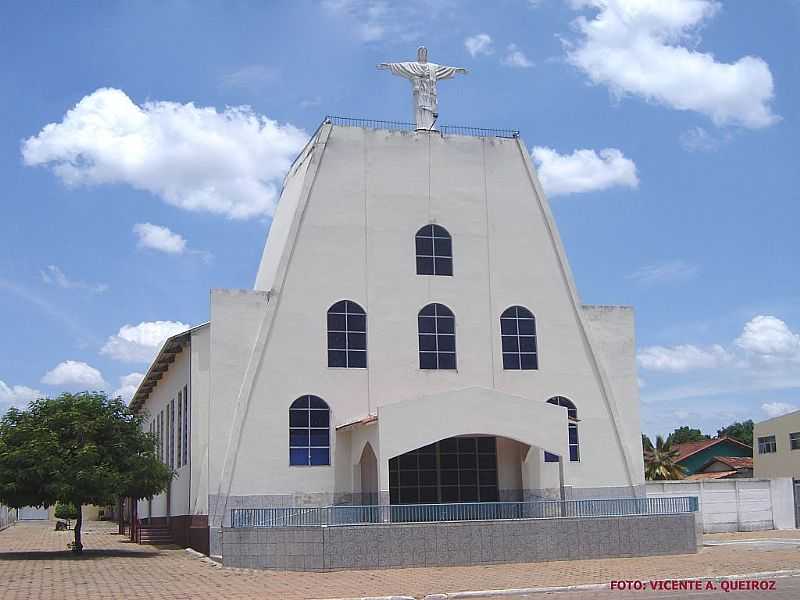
465 33 493 57
22 88 307 219
762 401 797 419
735 315 800 357
0 380 42 410
502 44 533 68
101 320 190 363
627 260 699 285
133 223 187 254
40 264 108 294
113 372 145 403
565 0 778 128
531 146 638 196
41 360 106 388
637 344 732 373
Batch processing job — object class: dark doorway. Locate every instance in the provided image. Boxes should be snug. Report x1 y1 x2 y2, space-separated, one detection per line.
389 436 499 504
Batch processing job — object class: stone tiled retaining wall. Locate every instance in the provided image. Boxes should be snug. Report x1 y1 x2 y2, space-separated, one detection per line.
222 513 697 571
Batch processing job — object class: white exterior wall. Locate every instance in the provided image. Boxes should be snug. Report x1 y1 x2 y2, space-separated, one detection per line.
648 479 796 532
190 325 211 516
136 345 191 519
206 124 642 517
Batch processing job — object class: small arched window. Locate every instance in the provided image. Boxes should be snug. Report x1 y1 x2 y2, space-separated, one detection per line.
500 306 538 370
415 224 452 276
418 303 456 370
327 301 366 368
289 395 330 466
544 396 579 463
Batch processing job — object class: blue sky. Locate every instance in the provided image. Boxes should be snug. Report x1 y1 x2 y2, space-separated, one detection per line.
1 0 799 439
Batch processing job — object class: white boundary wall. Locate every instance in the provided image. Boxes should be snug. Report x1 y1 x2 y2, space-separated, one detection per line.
647 478 795 533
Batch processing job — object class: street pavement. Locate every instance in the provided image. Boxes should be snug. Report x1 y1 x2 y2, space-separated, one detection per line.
1 521 799 599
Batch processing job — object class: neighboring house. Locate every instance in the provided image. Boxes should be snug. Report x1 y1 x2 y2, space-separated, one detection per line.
673 437 753 476
131 119 645 558
687 456 753 480
754 410 800 479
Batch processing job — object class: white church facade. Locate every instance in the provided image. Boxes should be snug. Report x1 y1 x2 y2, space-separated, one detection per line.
130 118 645 556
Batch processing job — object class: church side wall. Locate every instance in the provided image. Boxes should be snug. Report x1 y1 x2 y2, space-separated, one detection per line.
136 348 190 520
190 325 211 516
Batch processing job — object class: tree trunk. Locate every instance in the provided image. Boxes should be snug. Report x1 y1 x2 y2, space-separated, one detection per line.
72 505 83 555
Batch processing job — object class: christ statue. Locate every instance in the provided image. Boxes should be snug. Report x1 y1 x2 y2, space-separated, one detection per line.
378 47 468 131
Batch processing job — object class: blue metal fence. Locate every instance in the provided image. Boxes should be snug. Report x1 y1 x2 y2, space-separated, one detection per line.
230 496 698 528
324 116 520 139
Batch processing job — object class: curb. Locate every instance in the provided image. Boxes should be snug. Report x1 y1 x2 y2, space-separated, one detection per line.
312 597 415 600
417 569 800 599
184 547 223 568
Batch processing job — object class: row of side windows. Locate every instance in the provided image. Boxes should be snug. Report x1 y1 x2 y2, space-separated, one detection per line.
327 302 538 371
288 395 579 466
148 385 190 469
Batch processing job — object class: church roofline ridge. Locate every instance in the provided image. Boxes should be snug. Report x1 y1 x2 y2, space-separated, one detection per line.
323 115 519 139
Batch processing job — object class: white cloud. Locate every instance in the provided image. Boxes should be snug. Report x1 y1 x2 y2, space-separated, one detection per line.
222 65 279 91
735 315 800 357
502 44 533 68
0 380 42 409
113 372 145 403
565 0 778 128
40 265 108 294
322 0 456 43
637 344 732 373
101 320 190 363
41 360 106 389
762 401 797 419
133 223 187 254
22 88 307 220
679 126 723 152
627 260 699 285
465 33 493 57
531 146 638 196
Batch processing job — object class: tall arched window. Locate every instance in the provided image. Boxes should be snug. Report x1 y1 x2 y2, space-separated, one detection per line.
418 303 456 369
500 306 538 370
415 224 453 276
544 396 579 463
289 395 330 466
327 300 366 368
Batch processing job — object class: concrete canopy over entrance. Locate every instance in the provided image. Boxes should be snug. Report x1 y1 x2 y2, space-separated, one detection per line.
377 386 569 493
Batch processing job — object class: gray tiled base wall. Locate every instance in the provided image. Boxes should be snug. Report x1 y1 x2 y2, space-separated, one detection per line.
222 512 697 571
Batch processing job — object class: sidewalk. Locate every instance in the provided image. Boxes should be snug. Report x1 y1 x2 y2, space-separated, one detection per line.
1 521 798 600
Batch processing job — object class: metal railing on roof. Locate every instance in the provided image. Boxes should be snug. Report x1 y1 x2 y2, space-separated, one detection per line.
230 496 698 528
324 116 519 139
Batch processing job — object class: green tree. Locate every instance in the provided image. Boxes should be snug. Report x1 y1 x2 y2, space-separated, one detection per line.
666 426 709 445
0 392 172 554
54 502 78 521
717 420 754 447
643 435 685 480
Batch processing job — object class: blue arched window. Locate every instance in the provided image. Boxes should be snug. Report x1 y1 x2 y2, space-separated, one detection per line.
289 395 330 466
327 300 367 368
544 396 580 463
500 306 538 370
415 225 453 276
418 303 456 369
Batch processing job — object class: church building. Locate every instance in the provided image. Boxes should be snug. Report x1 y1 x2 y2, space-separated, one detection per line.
130 50 645 558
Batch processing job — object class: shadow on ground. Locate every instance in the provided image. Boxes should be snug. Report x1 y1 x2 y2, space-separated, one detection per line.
0 548 161 561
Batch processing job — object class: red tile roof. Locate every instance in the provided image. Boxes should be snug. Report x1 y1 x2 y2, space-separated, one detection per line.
673 437 752 463
712 456 753 470
686 471 738 481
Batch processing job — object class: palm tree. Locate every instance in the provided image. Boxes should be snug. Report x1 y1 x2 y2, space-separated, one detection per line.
643 435 685 480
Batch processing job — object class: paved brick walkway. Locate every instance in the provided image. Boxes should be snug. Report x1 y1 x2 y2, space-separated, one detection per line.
1 521 798 600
